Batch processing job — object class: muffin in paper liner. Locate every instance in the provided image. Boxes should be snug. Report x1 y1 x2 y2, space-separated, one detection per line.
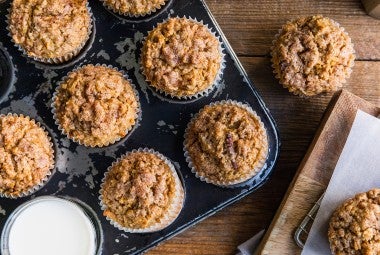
328 189 380 255
99 148 185 233
183 100 268 188
270 15 355 97
140 16 226 101
0 113 55 199
7 1 93 64
100 0 168 18
51 64 141 148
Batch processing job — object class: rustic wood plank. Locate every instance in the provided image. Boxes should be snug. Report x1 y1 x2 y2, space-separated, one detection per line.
206 0 380 60
147 57 380 254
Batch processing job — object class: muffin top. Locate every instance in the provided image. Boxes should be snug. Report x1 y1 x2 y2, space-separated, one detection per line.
271 15 355 96
54 65 139 147
141 17 222 97
0 115 54 197
328 189 380 255
184 103 268 185
101 151 179 229
9 0 91 60
102 0 166 16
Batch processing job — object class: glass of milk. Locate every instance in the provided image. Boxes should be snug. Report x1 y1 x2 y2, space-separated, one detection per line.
1 196 103 255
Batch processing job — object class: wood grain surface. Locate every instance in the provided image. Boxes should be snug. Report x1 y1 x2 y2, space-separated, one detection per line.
148 1 380 254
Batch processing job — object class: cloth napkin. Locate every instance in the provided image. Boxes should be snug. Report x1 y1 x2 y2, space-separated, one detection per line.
236 229 265 255
302 110 380 254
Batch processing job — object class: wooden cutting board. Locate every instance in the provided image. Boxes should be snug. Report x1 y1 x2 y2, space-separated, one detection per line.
256 90 380 255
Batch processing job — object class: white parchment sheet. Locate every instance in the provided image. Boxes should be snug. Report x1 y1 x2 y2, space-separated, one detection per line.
302 110 380 254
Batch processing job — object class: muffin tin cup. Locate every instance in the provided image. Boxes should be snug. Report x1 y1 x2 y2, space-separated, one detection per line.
270 16 356 97
140 16 226 102
183 100 269 188
0 113 56 199
51 64 142 148
99 148 185 233
6 2 94 65
99 0 169 18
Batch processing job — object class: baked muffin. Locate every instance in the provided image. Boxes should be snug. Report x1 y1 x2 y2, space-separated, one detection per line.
99 149 184 232
328 189 380 255
271 15 355 96
141 17 223 98
101 0 167 17
184 101 268 187
0 114 54 198
53 65 139 147
8 0 91 63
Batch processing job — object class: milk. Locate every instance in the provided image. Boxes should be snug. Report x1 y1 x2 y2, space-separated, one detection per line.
7 198 96 255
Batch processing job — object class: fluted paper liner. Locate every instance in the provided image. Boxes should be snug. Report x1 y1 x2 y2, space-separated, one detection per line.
0 114 55 199
99 148 185 233
51 64 141 148
140 16 226 101
183 100 269 187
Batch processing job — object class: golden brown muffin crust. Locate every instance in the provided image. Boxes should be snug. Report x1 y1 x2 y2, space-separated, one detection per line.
9 0 91 59
54 65 139 147
142 17 222 97
271 15 355 96
0 115 54 196
184 103 268 185
101 152 177 229
328 189 380 255
103 0 166 16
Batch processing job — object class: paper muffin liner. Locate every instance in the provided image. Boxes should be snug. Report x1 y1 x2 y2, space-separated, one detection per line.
99 148 185 233
51 64 142 148
100 0 169 18
0 113 56 199
270 16 356 97
183 100 269 188
140 16 226 102
6 2 93 64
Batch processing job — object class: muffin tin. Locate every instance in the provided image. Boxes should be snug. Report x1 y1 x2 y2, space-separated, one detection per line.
0 0 280 254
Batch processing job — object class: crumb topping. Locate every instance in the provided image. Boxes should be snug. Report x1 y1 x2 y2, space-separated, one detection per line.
103 0 166 16
54 65 139 147
271 15 355 96
184 103 268 185
101 152 177 229
142 17 222 97
329 189 380 255
9 0 91 59
0 115 54 196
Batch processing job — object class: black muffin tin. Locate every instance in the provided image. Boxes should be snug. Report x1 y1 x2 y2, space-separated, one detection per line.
0 0 280 254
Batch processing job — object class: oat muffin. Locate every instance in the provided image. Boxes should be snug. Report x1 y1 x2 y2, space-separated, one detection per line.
8 0 91 63
328 189 380 255
141 17 222 98
53 65 139 147
0 114 54 198
271 15 355 96
100 150 184 232
184 101 268 186
102 0 167 16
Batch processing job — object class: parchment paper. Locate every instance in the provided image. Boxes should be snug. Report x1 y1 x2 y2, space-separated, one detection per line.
302 110 380 254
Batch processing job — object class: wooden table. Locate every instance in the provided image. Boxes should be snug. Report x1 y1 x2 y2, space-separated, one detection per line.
149 1 380 254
